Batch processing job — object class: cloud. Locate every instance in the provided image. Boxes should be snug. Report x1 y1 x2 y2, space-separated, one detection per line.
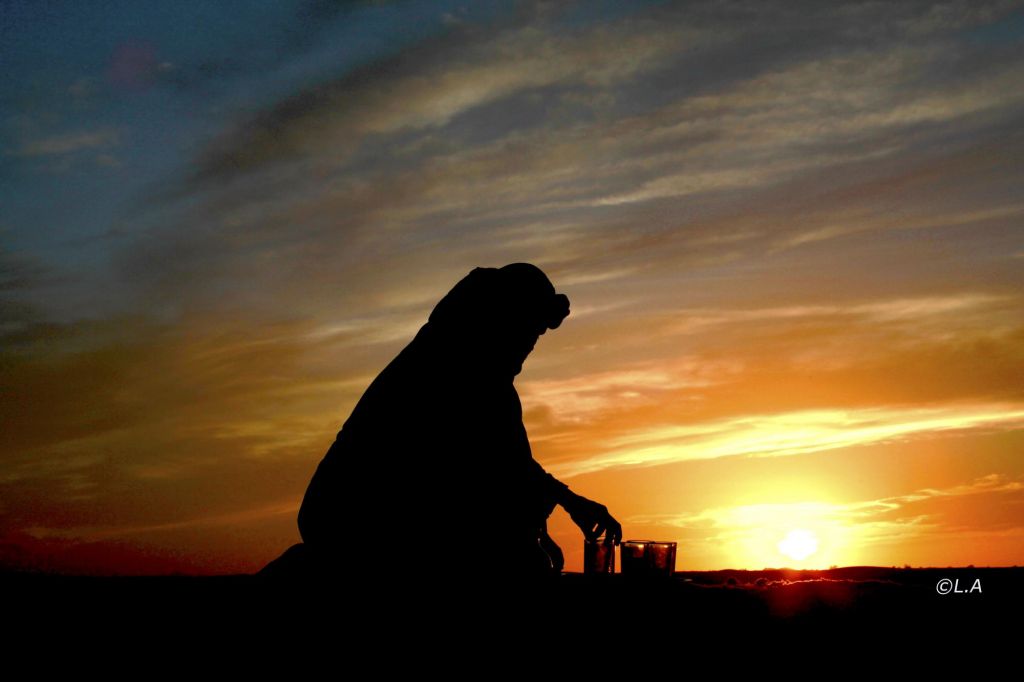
652 292 1017 338
188 12 699 185
782 204 1024 248
520 356 743 423
8 128 119 158
551 403 1024 478
504 285 1024 483
112 0 1024 328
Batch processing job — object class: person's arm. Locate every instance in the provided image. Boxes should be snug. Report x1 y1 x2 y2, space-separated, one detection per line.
515 385 622 544
527 458 622 545
528 457 572 505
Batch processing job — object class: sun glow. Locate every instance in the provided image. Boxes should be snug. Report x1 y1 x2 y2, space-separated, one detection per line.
688 501 859 569
778 529 819 561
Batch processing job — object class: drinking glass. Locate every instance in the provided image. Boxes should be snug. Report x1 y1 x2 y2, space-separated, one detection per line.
583 534 615 574
620 540 650 576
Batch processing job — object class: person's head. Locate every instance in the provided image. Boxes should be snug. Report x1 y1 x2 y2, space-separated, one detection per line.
427 263 570 377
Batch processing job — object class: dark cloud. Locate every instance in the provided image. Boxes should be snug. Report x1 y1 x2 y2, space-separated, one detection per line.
93 0 1022 333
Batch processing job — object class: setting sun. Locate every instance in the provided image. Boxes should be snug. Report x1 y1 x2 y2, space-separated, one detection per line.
778 529 820 562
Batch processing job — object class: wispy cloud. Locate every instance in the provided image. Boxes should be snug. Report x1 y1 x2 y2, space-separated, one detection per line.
190 14 701 184
553 404 1024 477
9 128 119 157
111 1 1024 327
655 293 1017 338
520 357 742 422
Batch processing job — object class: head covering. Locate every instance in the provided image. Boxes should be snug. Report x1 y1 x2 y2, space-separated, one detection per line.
428 263 570 332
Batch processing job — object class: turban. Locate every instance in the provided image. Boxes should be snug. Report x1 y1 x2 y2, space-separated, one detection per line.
428 263 570 332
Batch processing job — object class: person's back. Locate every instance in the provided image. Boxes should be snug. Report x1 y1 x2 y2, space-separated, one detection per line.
298 327 550 586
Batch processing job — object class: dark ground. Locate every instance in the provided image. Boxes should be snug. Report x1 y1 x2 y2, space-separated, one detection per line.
5 565 1019 645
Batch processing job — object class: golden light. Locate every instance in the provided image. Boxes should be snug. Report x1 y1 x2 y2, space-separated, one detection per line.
693 502 859 569
778 529 819 561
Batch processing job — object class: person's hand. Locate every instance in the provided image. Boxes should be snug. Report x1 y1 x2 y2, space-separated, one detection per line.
563 493 622 545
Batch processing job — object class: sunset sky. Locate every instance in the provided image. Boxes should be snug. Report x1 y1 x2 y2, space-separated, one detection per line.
2 0 1023 575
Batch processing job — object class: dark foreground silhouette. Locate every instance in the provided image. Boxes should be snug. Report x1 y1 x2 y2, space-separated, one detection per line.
261 263 621 592
5 566 1020 648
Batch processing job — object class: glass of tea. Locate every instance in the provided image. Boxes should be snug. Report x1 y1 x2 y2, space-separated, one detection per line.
620 539 677 577
620 540 651 576
583 533 616 574
646 541 677 576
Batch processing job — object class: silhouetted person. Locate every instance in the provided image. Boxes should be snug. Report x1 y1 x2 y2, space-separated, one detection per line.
265 263 621 594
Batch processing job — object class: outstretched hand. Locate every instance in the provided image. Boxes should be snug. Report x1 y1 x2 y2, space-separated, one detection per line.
564 494 622 545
